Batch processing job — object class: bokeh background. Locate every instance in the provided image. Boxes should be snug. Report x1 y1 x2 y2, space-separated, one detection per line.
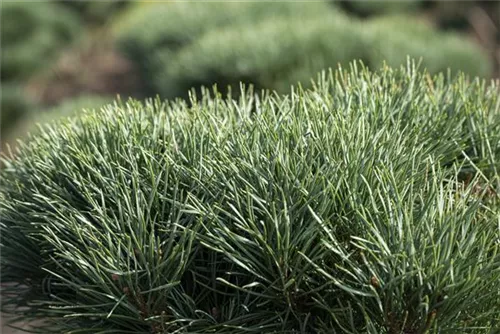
1 1 500 152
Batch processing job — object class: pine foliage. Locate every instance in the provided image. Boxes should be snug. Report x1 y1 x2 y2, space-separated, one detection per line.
1 63 499 333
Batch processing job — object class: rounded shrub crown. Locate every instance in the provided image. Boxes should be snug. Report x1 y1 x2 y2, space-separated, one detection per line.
1 63 499 333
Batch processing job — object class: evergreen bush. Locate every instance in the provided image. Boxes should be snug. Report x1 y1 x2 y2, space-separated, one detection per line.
115 2 491 100
364 16 492 78
158 15 490 98
160 16 361 98
114 1 340 96
1 63 499 333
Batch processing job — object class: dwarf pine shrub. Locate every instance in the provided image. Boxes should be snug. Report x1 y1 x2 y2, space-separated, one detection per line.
1 63 499 333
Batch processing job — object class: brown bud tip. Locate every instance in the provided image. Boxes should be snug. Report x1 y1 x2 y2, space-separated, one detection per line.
370 276 380 288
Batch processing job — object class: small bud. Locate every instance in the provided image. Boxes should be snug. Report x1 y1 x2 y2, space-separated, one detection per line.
370 276 380 288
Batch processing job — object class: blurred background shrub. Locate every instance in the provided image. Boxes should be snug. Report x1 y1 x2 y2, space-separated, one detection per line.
115 0 495 99
114 1 340 96
0 1 131 148
1 0 499 148
159 12 490 98
1 2 81 81
364 15 492 77
339 0 423 17
61 1 128 26
36 94 112 128
1 84 34 137
156 10 358 97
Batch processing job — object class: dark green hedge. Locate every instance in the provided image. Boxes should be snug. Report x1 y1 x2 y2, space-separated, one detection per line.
1 63 499 333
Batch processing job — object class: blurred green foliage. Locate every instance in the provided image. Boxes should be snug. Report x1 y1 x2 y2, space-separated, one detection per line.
1 2 81 81
35 95 112 131
340 0 422 17
340 0 500 34
1 84 34 137
430 1 473 30
1 1 82 136
115 1 340 96
161 15 364 97
116 2 491 99
0 94 114 144
38 95 112 122
61 1 129 25
364 15 492 77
